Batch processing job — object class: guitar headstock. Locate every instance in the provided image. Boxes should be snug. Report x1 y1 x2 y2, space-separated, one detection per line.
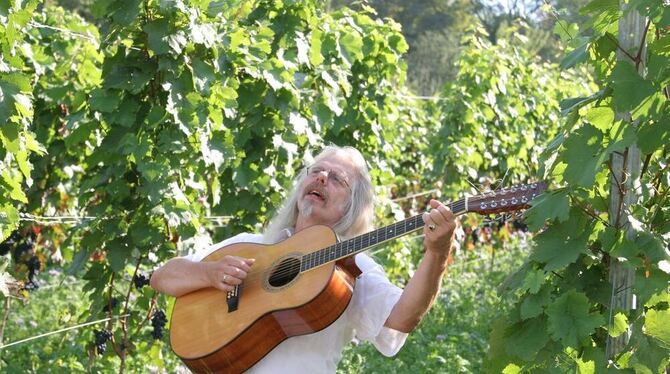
468 181 548 215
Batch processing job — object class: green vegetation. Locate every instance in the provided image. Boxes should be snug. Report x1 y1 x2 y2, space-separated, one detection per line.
1 0 668 372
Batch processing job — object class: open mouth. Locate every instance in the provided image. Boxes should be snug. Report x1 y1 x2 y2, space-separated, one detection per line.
308 190 325 200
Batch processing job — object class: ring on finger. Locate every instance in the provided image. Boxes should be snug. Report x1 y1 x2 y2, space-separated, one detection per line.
222 274 229 283
428 223 436 231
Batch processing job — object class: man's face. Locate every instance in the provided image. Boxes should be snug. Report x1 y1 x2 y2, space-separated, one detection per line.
297 153 354 228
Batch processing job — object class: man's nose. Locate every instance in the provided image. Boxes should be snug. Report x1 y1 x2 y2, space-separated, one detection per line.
315 171 328 184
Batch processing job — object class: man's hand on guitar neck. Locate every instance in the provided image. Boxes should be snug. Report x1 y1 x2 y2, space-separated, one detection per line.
384 199 458 333
422 199 458 258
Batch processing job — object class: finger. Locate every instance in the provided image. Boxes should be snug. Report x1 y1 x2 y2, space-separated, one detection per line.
422 211 434 225
223 265 248 281
435 203 454 219
223 256 253 272
430 200 455 219
429 208 448 226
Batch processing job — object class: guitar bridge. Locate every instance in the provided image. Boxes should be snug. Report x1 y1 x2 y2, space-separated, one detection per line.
226 285 240 312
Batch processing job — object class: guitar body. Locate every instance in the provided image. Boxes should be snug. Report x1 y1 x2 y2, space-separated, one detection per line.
170 225 358 374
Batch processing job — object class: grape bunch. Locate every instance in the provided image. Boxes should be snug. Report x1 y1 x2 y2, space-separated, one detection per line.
0 230 20 256
1 230 42 291
151 310 167 340
133 272 150 289
93 329 113 355
512 219 528 232
103 297 119 313
25 255 41 290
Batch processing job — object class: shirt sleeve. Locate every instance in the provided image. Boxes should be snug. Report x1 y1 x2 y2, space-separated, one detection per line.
181 233 263 263
348 254 408 357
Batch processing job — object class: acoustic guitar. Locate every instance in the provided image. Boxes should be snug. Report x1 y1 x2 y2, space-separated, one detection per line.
169 182 547 373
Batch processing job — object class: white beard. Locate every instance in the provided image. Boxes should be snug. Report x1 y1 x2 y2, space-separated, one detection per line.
298 199 314 218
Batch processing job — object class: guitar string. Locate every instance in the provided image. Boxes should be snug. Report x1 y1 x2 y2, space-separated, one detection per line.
209 184 543 287
224 191 531 286
223 197 478 287
220 213 432 289
218 205 459 288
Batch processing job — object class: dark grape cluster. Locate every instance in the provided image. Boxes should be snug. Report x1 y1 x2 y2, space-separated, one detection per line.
25 255 41 290
1 230 41 291
512 219 528 232
93 329 113 355
103 297 119 313
151 310 167 340
0 230 20 256
133 272 150 289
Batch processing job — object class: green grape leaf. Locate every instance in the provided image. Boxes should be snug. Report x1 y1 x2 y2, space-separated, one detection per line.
0 122 20 153
560 43 588 69
520 286 552 320
110 0 141 26
502 364 522 374
1 170 28 203
585 106 615 133
505 317 551 361
521 268 546 294
192 58 216 94
107 239 131 272
644 309 670 349
547 290 604 348
0 80 20 122
523 188 570 231
630 334 670 373
339 32 364 65
309 29 324 66
532 209 591 271
609 61 657 113
559 124 605 188
635 231 666 262
636 112 670 157
145 19 171 55
609 312 628 338
89 89 121 113
581 0 619 14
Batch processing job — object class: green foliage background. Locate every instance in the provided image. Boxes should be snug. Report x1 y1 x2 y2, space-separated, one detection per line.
1 0 669 373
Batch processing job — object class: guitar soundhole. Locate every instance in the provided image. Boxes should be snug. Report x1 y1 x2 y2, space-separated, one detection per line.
268 257 301 288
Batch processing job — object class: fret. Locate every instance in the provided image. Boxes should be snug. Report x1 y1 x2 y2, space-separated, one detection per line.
298 185 547 272
305 198 464 269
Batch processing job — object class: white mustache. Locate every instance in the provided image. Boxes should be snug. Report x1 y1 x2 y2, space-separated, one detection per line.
303 181 329 201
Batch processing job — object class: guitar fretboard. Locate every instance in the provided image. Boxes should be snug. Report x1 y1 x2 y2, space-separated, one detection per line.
299 198 468 272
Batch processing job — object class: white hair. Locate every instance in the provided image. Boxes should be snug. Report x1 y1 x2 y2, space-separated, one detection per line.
263 145 374 243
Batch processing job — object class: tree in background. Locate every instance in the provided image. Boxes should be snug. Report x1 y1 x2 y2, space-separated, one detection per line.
331 0 592 95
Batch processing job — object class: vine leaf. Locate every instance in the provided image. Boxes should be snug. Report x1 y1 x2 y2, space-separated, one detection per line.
636 112 670 154
504 317 550 361
559 124 604 188
608 312 628 338
546 290 604 348
644 309 670 349
523 189 570 232
531 209 591 271
585 106 615 132
145 19 171 55
609 61 656 113
521 268 546 295
520 286 551 320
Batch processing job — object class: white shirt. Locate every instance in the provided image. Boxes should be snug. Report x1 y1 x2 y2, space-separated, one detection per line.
183 230 408 373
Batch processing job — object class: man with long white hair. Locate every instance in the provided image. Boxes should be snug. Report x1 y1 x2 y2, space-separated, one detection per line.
151 145 458 373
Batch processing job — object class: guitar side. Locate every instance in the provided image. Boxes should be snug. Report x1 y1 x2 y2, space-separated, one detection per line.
170 226 357 373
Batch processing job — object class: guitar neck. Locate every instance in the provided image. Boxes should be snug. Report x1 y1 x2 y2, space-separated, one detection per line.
299 198 469 272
